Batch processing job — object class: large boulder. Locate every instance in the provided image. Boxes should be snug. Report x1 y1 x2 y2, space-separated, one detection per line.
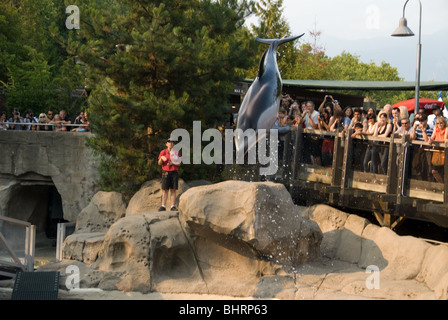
63 191 128 264
126 179 189 216
178 181 323 267
75 191 127 233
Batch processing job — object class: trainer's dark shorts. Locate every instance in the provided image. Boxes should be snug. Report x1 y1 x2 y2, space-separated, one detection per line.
161 171 179 190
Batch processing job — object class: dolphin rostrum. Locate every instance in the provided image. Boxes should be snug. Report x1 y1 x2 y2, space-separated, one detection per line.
235 34 304 155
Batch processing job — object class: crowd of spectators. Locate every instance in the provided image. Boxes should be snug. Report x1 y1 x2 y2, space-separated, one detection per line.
0 108 89 132
276 94 448 183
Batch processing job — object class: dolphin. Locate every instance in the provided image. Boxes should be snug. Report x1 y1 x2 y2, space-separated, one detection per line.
235 34 304 154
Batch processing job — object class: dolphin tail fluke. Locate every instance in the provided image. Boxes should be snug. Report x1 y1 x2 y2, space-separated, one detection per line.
278 33 305 45
256 33 305 46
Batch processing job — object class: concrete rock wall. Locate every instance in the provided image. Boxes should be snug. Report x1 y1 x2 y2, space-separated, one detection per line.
0 131 100 222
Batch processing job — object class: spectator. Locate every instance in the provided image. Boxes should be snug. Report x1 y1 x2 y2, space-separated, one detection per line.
361 109 368 120
382 104 393 121
0 111 8 130
34 113 52 131
428 116 447 183
394 118 414 137
391 107 401 132
23 109 36 131
71 111 89 132
318 108 334 167
411 108 427 127
348 108 367 132
292 112 302 127
59 110 72 127
318 95 339 128
330 109 345 133
299 100 321 166
351 122 366 171
274 109 290 159
362 113 379 173
318 95 334 113
46 110 55 121
8 108 24 130
300 101 307 115
398 106 409 122
351 122 364 138
277 108 288 127
428 104 445 130
411 114 432 181
411 114 432 142
288 100 300 117
318 108 332 131
51 114 67 132
363 113 377 136
281 94 293 113
367 107 376 118
374 111 393 174
342 106 353 129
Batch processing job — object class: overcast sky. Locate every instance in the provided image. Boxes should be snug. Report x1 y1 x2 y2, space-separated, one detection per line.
249 0 448 82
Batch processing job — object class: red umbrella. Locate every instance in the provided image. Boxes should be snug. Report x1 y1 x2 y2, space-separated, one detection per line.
392 98 445 114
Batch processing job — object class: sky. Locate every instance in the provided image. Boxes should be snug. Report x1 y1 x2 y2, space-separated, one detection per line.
249 0 448 82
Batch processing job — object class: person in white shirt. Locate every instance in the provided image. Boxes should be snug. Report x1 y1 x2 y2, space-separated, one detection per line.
298 101 321 165
427 104 444 129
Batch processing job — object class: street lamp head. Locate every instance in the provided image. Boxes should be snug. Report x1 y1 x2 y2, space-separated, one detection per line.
391 17 415 37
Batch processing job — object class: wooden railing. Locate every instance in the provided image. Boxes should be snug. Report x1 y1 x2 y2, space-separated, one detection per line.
278 126 448 228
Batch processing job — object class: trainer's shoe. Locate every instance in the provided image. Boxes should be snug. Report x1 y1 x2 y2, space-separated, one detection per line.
170 206 177 211
158 206 166 211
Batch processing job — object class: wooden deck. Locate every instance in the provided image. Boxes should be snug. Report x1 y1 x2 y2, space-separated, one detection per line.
276 127 448 229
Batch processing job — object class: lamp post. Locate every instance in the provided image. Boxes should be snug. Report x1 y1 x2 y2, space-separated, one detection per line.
391 0 422 115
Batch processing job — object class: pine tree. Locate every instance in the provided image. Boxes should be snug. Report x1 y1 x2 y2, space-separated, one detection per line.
66 0 256 196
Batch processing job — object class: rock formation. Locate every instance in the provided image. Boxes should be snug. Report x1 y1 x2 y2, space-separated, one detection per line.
36 179 448 300
0 131 100 222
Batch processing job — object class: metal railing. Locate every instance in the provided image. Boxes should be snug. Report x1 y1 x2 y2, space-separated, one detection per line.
0 216 36 278
0 121 89 131
56 222 76 262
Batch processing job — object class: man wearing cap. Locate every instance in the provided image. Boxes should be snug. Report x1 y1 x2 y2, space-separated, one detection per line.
158 139 181 211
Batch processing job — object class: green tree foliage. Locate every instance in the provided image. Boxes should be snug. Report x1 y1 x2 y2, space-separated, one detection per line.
0 2 27 87
0 0 84 115
66 0 256 196
326 52 407 107
247 0 298 78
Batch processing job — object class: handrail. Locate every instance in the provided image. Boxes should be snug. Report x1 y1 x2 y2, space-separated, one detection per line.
288 126 447 197
0 121 88 128
299 125 447 148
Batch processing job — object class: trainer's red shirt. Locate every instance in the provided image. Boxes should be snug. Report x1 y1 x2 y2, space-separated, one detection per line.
158 149 179 172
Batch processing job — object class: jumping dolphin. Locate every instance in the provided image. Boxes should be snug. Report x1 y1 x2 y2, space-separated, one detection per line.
235 34 304 154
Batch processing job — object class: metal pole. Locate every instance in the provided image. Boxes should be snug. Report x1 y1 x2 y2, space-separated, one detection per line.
414 0 422 115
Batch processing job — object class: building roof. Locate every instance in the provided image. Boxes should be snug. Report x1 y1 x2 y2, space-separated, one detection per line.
243 79 448 91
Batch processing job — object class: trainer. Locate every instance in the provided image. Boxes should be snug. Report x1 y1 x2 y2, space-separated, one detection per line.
158 138 181 211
